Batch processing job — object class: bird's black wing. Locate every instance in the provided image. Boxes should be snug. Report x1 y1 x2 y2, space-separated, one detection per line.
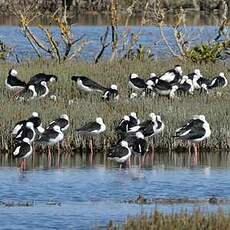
8 76 27 87
39 129 58 142
187 73 195 80
81 76 106 91
13 142 31 159
177 126 205 140
132 78 147 88
107 145 128 158
48 118 68 130
155 80 172 90
76 122 101 132
28 117 41 128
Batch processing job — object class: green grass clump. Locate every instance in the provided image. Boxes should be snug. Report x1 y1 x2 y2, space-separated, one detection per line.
0 59 229 152
109 209 230 230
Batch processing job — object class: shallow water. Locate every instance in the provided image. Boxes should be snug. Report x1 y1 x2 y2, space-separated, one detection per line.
1 152 230 229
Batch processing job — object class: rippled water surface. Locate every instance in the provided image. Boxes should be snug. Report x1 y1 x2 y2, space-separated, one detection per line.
1 153 230 229
1 25 229 62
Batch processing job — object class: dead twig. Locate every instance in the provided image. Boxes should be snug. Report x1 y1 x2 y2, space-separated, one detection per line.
95 26 110 64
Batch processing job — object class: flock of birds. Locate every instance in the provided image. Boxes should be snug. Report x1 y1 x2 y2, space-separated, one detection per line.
5 65 228 101
4 64 227 170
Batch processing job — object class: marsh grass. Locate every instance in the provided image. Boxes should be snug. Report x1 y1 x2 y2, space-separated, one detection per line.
0 59 230 153
108 209 230 230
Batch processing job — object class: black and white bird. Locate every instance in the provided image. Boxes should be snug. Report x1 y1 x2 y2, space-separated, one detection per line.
123 132 148 167
129 113 157 138
129 113 158 153
128 112 140 129
177 75 194 95
208 72 228 89
197 77 211 94
175 115 211 155
76 117 106 136
115 115 130 137
13 137 32 171
76 117 106 157
5 69 27 94
188 69 202 89
107 140 132 169
27 81 49 99
127 132 148 156
159 65 183 85
147 72 158 82
47 114 69 132
128 73 147 92
27 73 58 85
38 125 64 167
155 115 165 135
15 121 36 143
12 112 44 136
71 76 106 93
146 78 178 98
102 84 119 101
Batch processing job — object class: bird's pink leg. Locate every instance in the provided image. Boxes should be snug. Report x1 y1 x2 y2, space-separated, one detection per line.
188 141 191 156
20 160 24 171
192 143 198 166
57 143 60 168
12 89 23 98
150 140 155 165
89 139 93 165
48 146 51 168
141 155 146 168
23 159 27 171
32 143 35 169
128 157 131 168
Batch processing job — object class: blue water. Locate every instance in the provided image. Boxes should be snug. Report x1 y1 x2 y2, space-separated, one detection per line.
0 25 229 62
0 165 230 229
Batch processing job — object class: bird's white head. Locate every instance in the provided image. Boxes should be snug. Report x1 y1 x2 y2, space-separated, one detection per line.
120 140 129 148
110 84 118 90
130 73 138 79
146 79 154 86
198 115 206 122
156 115 162 121
182 75 189 81
219 72 225 78
194 69 201 77
50 76 57 82
10 69 18 77
123 115 130 121
130 112 137 119
129 93 137 99
149 112 156 121
136 131 144 139
22 137 31 144
60 114 69 120
26 122 34 129
175 65 182 75
41 81 47 87
50 95 57 101
32 112 39 117
53 125 61 132
28 85 35 91
96 117 104 125
150 73 156 78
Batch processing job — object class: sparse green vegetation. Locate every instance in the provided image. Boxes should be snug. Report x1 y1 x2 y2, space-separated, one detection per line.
0 59 229 153
108 209 230 230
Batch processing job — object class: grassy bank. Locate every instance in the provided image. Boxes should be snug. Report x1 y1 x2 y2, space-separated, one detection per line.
108 209 230 230
0 59 230 153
